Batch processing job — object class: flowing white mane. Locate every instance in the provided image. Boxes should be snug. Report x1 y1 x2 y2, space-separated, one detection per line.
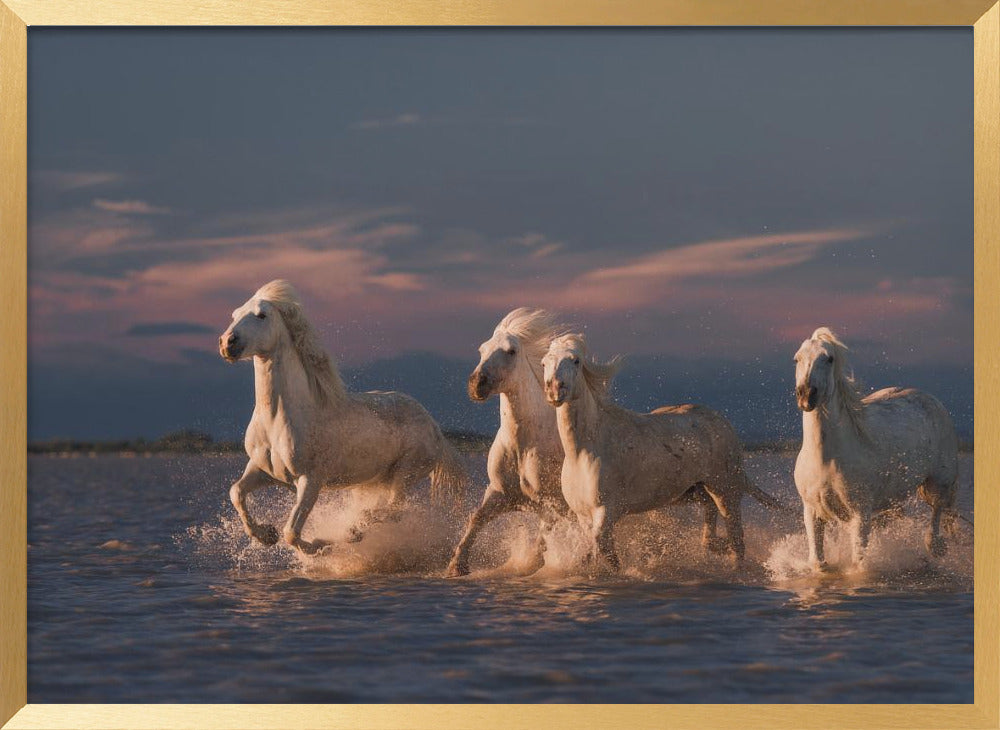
254 279 345 404
495 307 567 376
810 326 867 437
554 333 624 400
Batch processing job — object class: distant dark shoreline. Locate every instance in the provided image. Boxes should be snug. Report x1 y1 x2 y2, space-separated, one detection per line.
28 429 973 456
26 429 494 456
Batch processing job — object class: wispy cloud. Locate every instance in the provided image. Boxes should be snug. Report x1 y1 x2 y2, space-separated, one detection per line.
27 205 967 368
352 112 423 131
33 170 124 191
581 227 874 285
93 199 171 216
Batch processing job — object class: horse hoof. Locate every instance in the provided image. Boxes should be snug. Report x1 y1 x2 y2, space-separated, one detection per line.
926 534 947 558
296 539 328 556
445 560 469 578
703 536 729 555
255 524 279 546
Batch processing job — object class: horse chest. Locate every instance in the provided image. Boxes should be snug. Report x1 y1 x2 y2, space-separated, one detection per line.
561 452 601 515
246 418 301 484
795 455 858 521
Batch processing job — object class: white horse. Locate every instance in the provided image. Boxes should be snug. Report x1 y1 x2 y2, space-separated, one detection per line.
446 308 568 577
219 280 468 554
793 327 959 570
542 334 787 569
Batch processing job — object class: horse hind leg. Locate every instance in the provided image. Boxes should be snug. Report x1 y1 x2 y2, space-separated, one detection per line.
347 469 412 544
687 484 725 554
702 485 745 566
918 479 955 558
282 475 327 555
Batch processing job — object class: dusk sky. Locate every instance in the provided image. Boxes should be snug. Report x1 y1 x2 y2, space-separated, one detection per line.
27 29 973 441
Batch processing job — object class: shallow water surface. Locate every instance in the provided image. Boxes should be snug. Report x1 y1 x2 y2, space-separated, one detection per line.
28 453 973 703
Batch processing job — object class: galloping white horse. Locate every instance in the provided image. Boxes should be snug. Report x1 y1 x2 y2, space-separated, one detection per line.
219 280 468 554
793 327 959 570
446 308 567 577
542 334 787 569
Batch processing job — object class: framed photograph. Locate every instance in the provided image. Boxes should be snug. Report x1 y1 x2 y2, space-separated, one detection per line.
1 2 997 728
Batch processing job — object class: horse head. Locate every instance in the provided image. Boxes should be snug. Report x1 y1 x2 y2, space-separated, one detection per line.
541 334 584 406
468 307 561 402
219 280 301 363
794 326 850 412
543 334 623 408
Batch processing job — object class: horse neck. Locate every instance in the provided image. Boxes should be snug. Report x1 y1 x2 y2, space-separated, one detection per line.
252 341 318 423
499 353 558 449
802 387 864 460
555 383 601 458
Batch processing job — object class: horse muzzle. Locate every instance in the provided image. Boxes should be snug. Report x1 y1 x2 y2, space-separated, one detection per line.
545 381 567 407
219 333 243 362
467 371 494 402
796 385 818 412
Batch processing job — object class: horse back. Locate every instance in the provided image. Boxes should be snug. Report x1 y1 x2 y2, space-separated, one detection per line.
648 404 739 445
355 390 439 431
863 386 954 434
615 402 741 471
860 385 958 484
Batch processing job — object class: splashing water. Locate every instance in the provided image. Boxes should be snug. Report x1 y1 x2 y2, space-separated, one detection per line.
183 462 972 592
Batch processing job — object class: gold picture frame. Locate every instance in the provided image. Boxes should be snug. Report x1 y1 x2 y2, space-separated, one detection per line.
1 2 997 727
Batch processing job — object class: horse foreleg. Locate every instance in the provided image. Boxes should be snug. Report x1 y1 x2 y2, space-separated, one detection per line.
230 463 279 546
849 511 872 570
592 507 621 571
803 503 828 571
283 475 326 555
535 500 565 560
446 488 511 577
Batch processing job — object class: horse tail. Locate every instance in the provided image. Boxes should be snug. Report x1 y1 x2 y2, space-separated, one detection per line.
431 437 468 506
741 472 797 514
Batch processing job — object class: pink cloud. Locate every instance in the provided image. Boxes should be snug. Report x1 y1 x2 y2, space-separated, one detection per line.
581 227 874 285
92 199 172 215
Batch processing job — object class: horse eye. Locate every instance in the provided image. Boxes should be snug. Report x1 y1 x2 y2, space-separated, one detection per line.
827 355 834 363
507 348 516 355
256 312 266 319
572 357 580 365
